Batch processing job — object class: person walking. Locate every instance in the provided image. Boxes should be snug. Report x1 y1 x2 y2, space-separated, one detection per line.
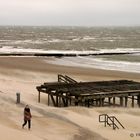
22 105 32 130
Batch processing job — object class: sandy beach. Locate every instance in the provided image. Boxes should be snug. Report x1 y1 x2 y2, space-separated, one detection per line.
0 56 140 140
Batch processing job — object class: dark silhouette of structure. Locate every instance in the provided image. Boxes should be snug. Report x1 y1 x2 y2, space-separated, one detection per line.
36 75 140 108
99 114 125 130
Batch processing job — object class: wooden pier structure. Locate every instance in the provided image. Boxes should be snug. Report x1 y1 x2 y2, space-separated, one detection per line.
36 75 140 107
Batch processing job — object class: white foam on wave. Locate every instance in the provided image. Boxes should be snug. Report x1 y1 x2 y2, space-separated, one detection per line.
0 39 66 45
72 36 96 42
46 56 140 73
0 46 46 53
99 48 140 54
48 39 64 43
0 46 140 56
12 40 47 45
46 48 140 54
0 46 139 73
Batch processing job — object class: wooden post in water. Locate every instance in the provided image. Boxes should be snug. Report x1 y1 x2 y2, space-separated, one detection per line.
132 96 134 108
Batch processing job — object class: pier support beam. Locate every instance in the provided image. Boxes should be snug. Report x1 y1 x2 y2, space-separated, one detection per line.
51 95 56 107
87 99 90 107
125 97 128 107
65 93 69 107
38 91 40 103
56 95 59 107
62 97 67 107
108 97 111 105
69 98 72 105
102 98 105 106
75 96 78 106
48 94 50 106
99 97 103 107
113 97 116 106
58 96 61 107
137 94 140 107
96 99 99 106
120 97 124 106
132 96 134 108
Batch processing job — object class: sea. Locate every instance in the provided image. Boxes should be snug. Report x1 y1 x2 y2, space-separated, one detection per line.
0 26 140 73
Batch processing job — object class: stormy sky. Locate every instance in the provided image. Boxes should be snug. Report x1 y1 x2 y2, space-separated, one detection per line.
0 0 140 26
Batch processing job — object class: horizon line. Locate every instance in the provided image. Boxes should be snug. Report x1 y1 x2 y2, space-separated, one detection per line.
0 24 140 28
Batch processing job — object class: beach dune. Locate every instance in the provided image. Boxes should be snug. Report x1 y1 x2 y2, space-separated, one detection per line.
0 57 140 140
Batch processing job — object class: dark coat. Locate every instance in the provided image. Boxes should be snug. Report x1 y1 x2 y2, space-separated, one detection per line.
24 108 32 120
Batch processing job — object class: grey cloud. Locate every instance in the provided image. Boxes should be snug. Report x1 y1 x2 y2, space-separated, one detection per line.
0 0 140 26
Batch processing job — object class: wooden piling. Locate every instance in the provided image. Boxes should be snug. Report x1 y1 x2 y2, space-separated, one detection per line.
58 96 61 107
51 95 56 107
96 99 99 106
56 95 59 107
87 99 90 107
65 93 69 107
62 97 66 107
75 96 78 106
99 97 102 107
120 97 123 106
125 97 128 107
113 97 116 106
108 97 111 105
38 91 40 103
137 94 140 107
48 94 50 106
69 97 72 105
132 96 134 107
102 98 105 106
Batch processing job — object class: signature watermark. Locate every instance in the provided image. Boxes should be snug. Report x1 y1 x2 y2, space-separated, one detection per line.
130 133 140 138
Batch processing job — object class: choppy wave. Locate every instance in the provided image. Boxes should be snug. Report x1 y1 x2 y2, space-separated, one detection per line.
0 46 140 55
0 46 45 54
